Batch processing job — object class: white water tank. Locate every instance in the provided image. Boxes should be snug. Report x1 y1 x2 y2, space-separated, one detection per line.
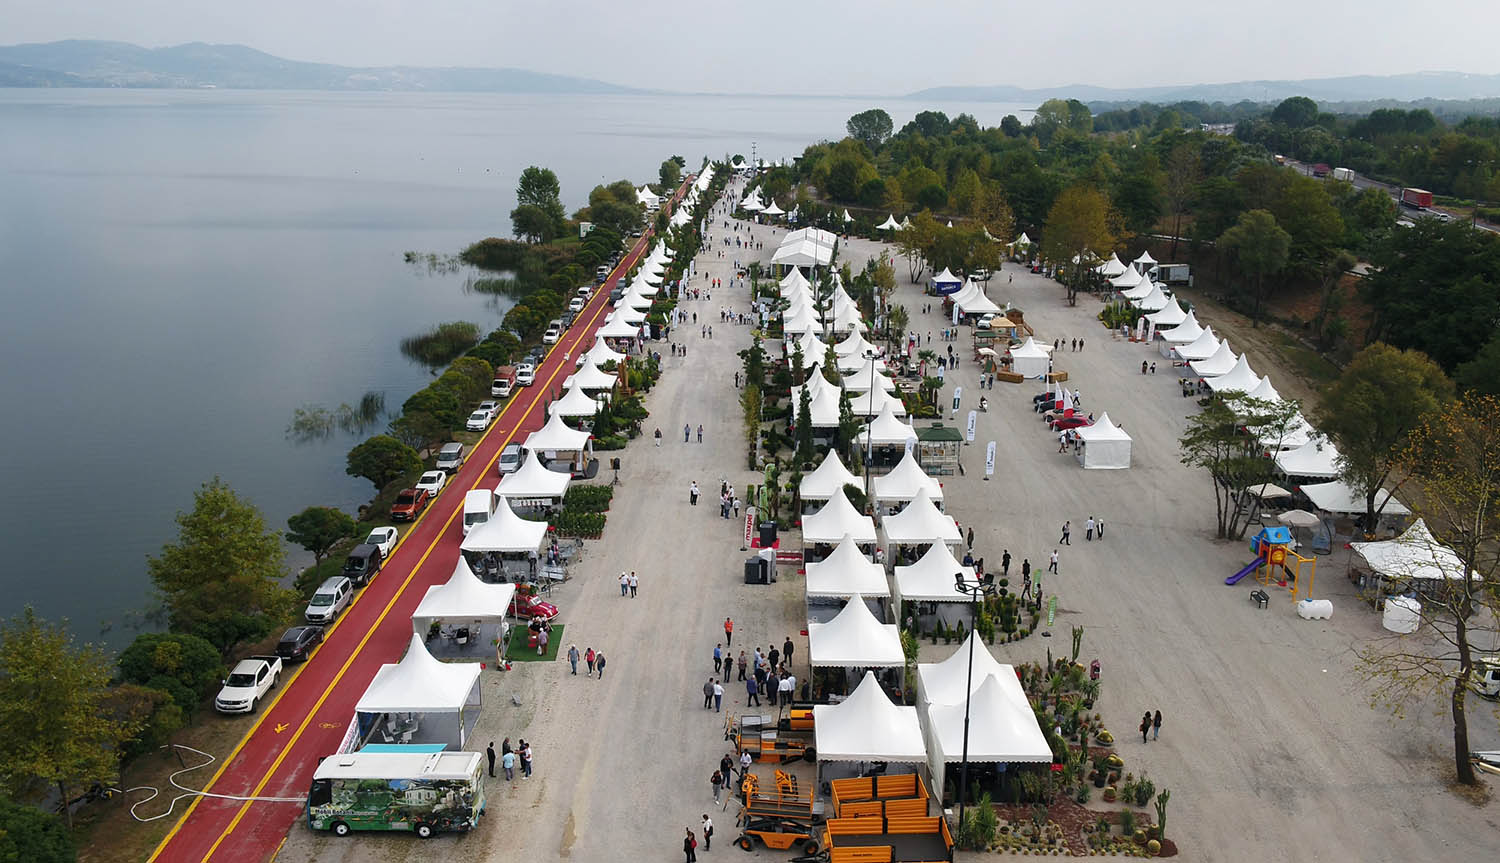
1297 599 1334 620
1382 595 1421 634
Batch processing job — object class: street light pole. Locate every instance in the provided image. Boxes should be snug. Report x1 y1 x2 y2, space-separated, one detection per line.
863 349 876 501
953 573 985 832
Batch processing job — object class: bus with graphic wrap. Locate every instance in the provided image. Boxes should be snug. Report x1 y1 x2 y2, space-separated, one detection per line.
307 751 486 838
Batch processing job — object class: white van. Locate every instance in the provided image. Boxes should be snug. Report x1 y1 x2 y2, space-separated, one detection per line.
462 489 495 536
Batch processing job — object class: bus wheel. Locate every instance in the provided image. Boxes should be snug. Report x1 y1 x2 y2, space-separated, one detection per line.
332 822 350 837
737 835 755 851
415 823 434 839
802 838 820 855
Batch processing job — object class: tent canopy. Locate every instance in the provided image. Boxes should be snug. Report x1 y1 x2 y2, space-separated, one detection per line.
814 671 927 762
952 281 1002 315
566 360 619 392
549 382 604 418
842 364 898 393
1134 250 1157 265
459 499 549 554
834 330 880 359
925 676 1053 764
411 560 517 629
802 489 877 544
801 450 862 501
1110 267 1143 289
807 597 905 667
1301 480 1411 516
495 450 572 499
1146 299 1188 328
526 411 592 454
1073 412 1132 469
1352 518 1473 582
1188 341 1237 377
893 542 978 603
805 537 892 599
849 387 907 419
1204 354 1260 393
877 215 901 230
856 402 917 446
1273 439 1340 479
1174 327 1219 361
356 634 482 714
917 634 1009 705
881 489 960 545
1157 311 1202 344
872 449 944 504
931 267 961 286
1133 282 1170 312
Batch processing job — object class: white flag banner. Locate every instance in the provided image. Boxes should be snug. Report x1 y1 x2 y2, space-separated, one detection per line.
966 410 977 442
985 441 996 476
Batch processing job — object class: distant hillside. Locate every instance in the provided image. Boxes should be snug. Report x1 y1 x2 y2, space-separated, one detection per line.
907 71 1500 106
0 40 641 94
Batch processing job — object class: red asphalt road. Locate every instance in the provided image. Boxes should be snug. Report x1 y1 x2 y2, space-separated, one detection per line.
151 180 690 862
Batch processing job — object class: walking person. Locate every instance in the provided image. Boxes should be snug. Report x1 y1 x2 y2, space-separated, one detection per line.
620 571 630 596
1085 516 1095 542
1021 558 1031 581
1048 549 1059 574
595 651 606 678
585 647 596 676
1140 712 1152 743
567 644 580 675
655 427 662 446
702 815 714 851
1002 549 1011 576
685 423 691 442
1153 709 1162 740
737 650 748 681
684 828 698 862
713 644 723 675
690 481 699 505
713 679 724 712
966 526 975 549
703 678 715 709
746 675 760 705
1097 518 1105 539
537 625 548 656
783 636 795 672
711 769 724 803
724 616 734 645
629 571 639 597
486 742 496 777
697 424 704 442
1059 521 1071 545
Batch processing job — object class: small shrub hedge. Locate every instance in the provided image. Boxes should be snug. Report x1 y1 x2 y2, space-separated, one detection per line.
552 510 605 538
563 485 613 512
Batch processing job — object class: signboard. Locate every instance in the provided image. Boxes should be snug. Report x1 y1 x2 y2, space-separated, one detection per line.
985 441 996 476
966 410 977 442
952 386 963 412
1047 596 1057 626
744 507 756 548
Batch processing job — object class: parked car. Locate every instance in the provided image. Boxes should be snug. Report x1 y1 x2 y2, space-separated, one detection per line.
365 526 398 558
510 591 559 622
466 407 494 432
214 655 282 713
498 443 524 474
1049 415 1094 431
390 487 432 521
341 543 383 586
415 470 447 499
568 296 586 313
542 320 563 344
435 442 465 474
275 626 325 663
305 576 353 625
976 314 996 329
516 363 536 387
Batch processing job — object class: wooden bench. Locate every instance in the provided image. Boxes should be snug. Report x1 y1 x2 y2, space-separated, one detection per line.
1250 589 1270 609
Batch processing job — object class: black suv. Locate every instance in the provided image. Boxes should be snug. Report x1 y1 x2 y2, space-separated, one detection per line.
276 626 325 662
341 544 383 586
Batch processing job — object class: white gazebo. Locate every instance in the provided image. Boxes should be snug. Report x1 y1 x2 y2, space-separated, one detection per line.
930 267 963 295
842 364 898 393
597 314 643 341
872 449 944 506
881 489 961 549
808 598 905 669
892 543 978 623
801 489 877 546
1352 519 1472 585
1096 253 1127 278
780 268 812 296
1109 266 1144 291
814 671 927 763
1133 250 1157 271
1145 299 1188 332
849 386 908 419
355 634 483 748
833 330 881 359
1009 337 1053 379
800 450 862 503
1132 282 1170 312
1072 412 1132 469
855 402 918 446
579 338 627 368
410 559 518 638
459 499 549 555
565 361 620 393
494 450 572 501
952 281 1003 316
525 411 593 469
1155 312 1203 357
804 537 892 600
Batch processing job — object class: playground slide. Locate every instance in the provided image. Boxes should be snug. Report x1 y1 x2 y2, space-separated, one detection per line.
1225 561 1260 585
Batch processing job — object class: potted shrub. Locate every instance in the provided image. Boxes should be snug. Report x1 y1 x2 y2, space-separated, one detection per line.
1102 786 1117 802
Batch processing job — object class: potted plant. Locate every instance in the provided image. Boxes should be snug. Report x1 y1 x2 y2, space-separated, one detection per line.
1102 786 1117 803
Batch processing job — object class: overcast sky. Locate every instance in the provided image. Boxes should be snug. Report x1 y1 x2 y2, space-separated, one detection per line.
5 0 1499 94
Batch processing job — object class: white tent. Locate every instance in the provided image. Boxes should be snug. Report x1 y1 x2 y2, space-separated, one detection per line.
459 499 549 554
826 303 867 334
801 450 862 502
872 449 944 505
1120 277 1156 301
836 352 888 375
1301 480 1411 516
1203 354 1260 393
636 186 661 206
931 267 962 292
814 671 927 762
833 330 881 359
1095 253 1127 278
1174 328 1220 361
1157 310 1202 343
790 372 841 411
923 675 1052 798
597 315 643 340
782 307 822 336
805 387 844 428
549 382 604 418
842 364 898 393
881 489 961 547
843 209 854 223
805 537 891 599
952 281 1003 315
526 411 593 455
1109 267 1144 290
761 201 786 216
1146 299 1188 329
771 228 836 268
620 290 654 311
801 489 877 545
580 338 627 368
1134 250 1157 268
565 361 620 392
411 559 517 635
794 330 831 361
916 634 1009 706
807 602 905 669
1245 376 1282 403
849 387 908 419
1013 232 1032 248
494 450 572 500
779 268 812 295
1009 337 1053 379
893 543 977 611
1073 412 1132 469
614 304 648 325
1189 341 1238 377
1274 439 1340 479
356 634 483 748
1133 282 1170 312
855 402 917 446
877 215 901 231
1352 519 1472 582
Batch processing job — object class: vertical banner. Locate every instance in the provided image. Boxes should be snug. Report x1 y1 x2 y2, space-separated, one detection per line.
966 411 977 442
952 386 963 412
744 507 756 548
985 441 996 476
1047 595 1057 626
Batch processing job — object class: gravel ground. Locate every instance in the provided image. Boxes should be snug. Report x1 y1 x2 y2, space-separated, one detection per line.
276 194 1499 863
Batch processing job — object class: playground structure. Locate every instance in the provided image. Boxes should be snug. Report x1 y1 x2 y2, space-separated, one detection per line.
1226 526 1316 598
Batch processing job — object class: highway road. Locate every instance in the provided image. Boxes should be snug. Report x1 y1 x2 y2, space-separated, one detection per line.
1282 157 1497 234
148 178 690 863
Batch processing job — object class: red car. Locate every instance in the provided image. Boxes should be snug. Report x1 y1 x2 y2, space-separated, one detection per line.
510 589 558 621
389 487 431 522
1049 415 1094 431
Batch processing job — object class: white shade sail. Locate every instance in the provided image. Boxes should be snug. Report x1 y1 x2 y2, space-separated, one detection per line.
494 450 572 499
814 671 927 762
1352 519 1472 582
872 449 943 504
805 537 891 599
881 489 961 546
357 634 482 715
459 499 549 554
802 489 877 544
893 543 977 604
807 601 906 668
855 402 917 445
801 450 862 501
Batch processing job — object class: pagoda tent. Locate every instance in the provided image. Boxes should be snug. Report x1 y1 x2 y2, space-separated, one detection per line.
494 450 572 500
842 364 898 393
670 207 691 227
877 215 901 231
849 387 909 421
807 388 844 429
549 382 605 419
880 489 961 549
842 209 855 223
804 537 891 599
613 304 648 325
930 267 963 295
1188 340 1237 377
827 284 858 312
526 410 592 456
1301 479 1411 516
872 449 944 506
813 671 927 763
807 603 906 669
900 216 912 230
834 330 881 359
1145 299 1188 331
856 403 919 447
952 282 1003 316
835 352 889 375
459 498 549 554
355 635 483 749
827 303 867 334
891 543 978 624
1203 354 1260 393
922 675 1053 798
410 559 517 642
794 329 831 361
636 186 661 207
1013 232 1032 248
947 221 954 228
801 489 877 545
1274 439 1340 479
1009 337 1053 379
1109 267 1144 291
1352 519 1472 585
779 268 812 295
621 290 654 311
1120 278 1155 301
1073 412 1132 469
771 229 836 269
1155 311 1203 357
742 198 765 212
1173 328 1220 362
801 450 862 502
1132 282 1170 312
597 314 643 341
1133 249 1157 270
790 370 842 408
782 307 822 336
580 339 628 367
761 201 785 216
1246 376 1282 403
1095 253 1127 278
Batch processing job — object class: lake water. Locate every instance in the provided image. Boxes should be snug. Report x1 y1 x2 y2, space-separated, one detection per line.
0 89 1033 644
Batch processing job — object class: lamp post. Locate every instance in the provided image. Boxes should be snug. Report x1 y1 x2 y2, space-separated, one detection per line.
862 348 876 501
953 572 986 832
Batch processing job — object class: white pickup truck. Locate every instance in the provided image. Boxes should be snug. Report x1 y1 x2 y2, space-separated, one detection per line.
214 655 283 714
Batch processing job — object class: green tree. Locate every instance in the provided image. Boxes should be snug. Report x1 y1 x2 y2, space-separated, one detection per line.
116 631 224 715
1178 397 1303 539
1317 343 1454 529
387 410 449 455
1217 209 1290 324
1271 177 1345 277
401 386 463 430
1041 185 1116 306
1270 96 1319 129
147 479 293 654
1455 333 1500 396
510 204 558 244
1311 249 1358 349
513 165 566 237
795 386 815 467
1162 142 1201 258
846 108 894 148
659 158 682 189
0 609 141 828
0 797 74 862
445 356 495 404
285 506 358 567
897 210 940 282
346 435 422 491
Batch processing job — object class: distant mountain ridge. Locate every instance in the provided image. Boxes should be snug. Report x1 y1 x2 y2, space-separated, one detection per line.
906 71 1500 105
0 40 640 94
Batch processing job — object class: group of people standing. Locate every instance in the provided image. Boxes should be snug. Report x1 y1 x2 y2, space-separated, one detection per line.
485 738 533 781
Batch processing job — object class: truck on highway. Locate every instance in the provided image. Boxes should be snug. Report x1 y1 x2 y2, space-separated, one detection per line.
1311 163 1331 178
1331 167 1354 182
214 655 282 714
307 751 486 838
1401 188 1434 209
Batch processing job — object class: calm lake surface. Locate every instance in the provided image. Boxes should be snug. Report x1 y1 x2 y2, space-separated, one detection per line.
0 89 1033 644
